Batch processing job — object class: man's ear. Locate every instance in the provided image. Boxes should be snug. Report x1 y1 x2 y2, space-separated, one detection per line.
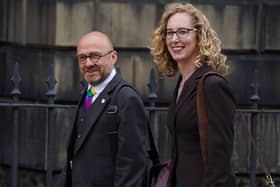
111 50 118 65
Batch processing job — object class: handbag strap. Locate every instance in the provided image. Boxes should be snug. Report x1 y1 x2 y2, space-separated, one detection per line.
196 71 275 186
108 81 161 167
196 71 222 164
147 118 160 165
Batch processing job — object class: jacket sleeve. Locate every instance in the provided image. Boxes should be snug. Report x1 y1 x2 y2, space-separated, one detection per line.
114 87 147 187
202 75 236 187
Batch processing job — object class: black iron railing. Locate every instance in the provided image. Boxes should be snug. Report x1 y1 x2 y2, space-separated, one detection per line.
0 63 279 187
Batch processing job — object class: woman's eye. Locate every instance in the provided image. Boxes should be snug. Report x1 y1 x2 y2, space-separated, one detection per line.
178 30 188 35
166 31 174 36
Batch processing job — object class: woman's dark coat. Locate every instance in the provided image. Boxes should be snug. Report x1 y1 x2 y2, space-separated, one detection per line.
167 65 236 187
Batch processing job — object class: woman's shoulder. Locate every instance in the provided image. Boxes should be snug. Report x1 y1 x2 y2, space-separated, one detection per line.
202 73 234 96
203 73 228 88
202 73 235 102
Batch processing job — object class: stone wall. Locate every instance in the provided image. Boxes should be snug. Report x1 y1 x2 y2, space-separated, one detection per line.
0 0 280 186
1 0 280 105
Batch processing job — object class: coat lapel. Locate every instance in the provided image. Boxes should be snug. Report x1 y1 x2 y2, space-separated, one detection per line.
174 65 213 114
174 76 196 114
74 73 122 155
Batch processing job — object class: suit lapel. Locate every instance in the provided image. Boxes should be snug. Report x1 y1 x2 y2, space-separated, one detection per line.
74 73 122 155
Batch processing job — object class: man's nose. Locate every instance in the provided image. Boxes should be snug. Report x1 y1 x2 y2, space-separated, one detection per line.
84 57 96 65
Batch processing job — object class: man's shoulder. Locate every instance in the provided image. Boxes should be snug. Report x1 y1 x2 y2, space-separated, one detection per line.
115 80 140 98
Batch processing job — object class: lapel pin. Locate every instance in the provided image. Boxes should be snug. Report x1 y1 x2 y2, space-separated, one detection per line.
101 98 106 104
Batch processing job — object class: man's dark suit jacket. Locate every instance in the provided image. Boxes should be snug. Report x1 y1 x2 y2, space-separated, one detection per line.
56 73 147 187
167 65 236 187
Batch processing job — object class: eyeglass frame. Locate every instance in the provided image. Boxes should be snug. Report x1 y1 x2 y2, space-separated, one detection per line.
163 27 197 40
77 50 114 64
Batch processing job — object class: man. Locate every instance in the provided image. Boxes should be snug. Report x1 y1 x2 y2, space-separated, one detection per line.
56 31 148 187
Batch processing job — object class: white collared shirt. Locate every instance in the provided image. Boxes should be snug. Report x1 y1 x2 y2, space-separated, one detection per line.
86 68 116 103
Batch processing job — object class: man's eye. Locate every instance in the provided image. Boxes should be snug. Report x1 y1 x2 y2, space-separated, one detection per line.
79 56 86 61
90 54 101 60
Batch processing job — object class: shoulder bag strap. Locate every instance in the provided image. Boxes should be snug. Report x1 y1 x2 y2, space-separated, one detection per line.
197 72 276 187
111 82 160 166
146 120 160 165
196 71 221 164
239 111 276 186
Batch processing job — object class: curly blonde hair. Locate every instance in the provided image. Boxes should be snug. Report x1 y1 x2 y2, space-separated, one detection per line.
150 3 228 77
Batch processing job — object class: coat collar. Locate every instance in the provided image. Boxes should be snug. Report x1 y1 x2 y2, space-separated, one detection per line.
193 64 213 80
173 65 213 113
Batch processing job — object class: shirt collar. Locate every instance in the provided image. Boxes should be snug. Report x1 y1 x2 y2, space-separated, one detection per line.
87 68 116 94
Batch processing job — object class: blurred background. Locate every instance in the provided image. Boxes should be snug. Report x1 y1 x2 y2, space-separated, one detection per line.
0 0 280 186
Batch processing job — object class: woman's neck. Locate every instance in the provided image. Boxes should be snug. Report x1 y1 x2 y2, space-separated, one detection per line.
178 61 196 81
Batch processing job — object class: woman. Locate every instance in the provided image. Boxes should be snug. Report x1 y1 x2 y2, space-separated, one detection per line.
150 3 236 187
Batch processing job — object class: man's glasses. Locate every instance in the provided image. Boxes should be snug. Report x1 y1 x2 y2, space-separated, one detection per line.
78 50 114 64
164 27 197 40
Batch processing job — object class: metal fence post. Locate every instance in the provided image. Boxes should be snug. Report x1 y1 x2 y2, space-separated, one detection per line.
147 68 158 108
46 64 57 187
10 62 21 187
249 69 260 187
147 68 158 147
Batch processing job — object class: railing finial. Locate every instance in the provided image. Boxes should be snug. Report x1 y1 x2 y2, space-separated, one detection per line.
10 62 22 98
46 64 57 103
250 68 260 109
80 78 87 95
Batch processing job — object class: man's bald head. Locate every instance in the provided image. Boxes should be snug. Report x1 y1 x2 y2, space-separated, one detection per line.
76 31 117 86
77 31 113 52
